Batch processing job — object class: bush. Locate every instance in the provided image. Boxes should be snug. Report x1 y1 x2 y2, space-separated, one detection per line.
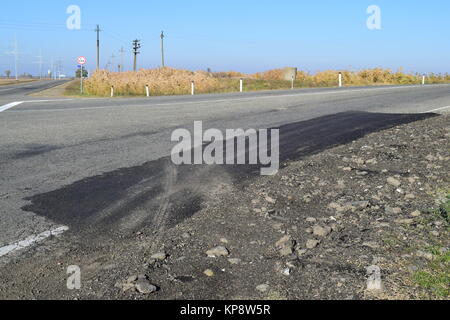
84 67 450 97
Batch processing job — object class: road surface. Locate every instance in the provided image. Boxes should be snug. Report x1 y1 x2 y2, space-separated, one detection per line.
0 80 449 263
0 80 68 103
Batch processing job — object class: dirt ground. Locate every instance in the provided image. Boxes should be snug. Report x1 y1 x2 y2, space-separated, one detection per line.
0 114 448 300
29 80 76 97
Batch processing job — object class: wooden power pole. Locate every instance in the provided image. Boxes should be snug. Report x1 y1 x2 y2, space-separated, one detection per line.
95 25 101 70
160 31 165 68
132 39 141 72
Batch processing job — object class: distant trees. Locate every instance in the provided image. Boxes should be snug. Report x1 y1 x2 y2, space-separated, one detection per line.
75 68 88 78
5 70 11 78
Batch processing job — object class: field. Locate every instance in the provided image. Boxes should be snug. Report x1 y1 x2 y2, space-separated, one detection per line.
0 79 37 86
77 67 450 97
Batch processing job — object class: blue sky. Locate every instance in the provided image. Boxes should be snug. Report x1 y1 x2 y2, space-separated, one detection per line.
0 0 449 76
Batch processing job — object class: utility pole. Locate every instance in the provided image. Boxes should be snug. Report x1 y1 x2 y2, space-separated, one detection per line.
7 35 20 81
34 49 44 79
110 54 116 72
50 57 54 79
119 47 125 72
14 37 19 80
160 31 165 68
55 59 62 79
95 25 101 70
132 39 141 72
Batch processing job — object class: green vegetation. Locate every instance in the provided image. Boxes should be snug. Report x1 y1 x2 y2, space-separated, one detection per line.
63 80 84 96
413 249 450 298
75 68 89 78
412 193 450 299
439 193 450 224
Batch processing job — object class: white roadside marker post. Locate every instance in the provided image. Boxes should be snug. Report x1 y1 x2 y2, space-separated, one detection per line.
338 72 343 87
146 84 150 97
240 78 243 93
291 75 295 90
111 86 114 97
422 75 426 85
191 81 195 95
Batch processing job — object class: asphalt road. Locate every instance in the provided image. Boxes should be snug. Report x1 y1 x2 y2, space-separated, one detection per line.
0 80 68 103
1 80 449 262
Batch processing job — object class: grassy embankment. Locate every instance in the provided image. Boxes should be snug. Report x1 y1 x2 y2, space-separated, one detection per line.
66 67 450 97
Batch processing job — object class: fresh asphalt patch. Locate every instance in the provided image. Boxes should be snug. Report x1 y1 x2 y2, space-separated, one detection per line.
22 111 436 241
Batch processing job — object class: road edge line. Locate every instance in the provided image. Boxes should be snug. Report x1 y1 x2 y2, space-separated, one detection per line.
0 226 69 258
0 101 24 113
425 106 450 113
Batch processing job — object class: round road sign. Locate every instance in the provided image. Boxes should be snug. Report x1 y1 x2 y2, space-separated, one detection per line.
77 56 87 65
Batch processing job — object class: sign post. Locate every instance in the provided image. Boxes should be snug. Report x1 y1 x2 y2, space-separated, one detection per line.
77 56 87 94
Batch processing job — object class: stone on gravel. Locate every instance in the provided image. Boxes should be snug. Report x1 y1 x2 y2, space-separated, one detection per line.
265 196 277 204
121 283 136 292
387 177 402 187
351 201 370 210
204 269 215 277
282 268 291 276
275 236 295 256
151 252 168 261
416 251 433 261
395 219 414 225
256 284 269 293
385 207 402 215
135 280 158 294
306 239 320 249
228 258 242 265
313 225 332 237
126 275 138 283
206 246 230 258
362 242 380 249
410 210 421 217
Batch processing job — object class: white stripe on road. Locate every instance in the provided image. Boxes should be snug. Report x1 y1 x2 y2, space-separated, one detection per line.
0 226 69 258
425 105 450 113
0 101 23 113
24 99 74 103
5 84 450 114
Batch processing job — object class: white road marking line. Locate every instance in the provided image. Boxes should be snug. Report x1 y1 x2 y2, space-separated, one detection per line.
0 101 23 113
24 99 74 103
0 226 69 258
4 84 450 114
425 105 450 113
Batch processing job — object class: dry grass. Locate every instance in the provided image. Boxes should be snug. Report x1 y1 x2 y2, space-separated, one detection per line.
83 67 450 97
0 79 37 86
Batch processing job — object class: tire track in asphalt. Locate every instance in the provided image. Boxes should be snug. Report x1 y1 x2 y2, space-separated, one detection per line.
150 161 178 252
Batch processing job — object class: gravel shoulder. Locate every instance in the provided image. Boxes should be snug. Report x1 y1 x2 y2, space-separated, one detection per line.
0 114 448 300
29 80 76 97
